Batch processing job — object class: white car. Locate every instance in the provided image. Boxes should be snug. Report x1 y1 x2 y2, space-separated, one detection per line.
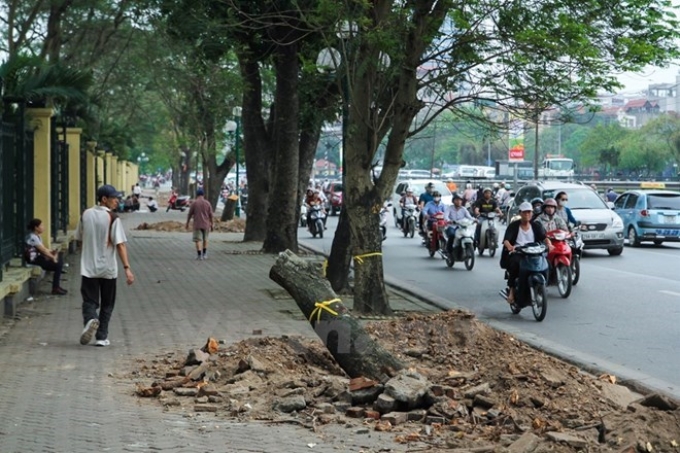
390 179 453 225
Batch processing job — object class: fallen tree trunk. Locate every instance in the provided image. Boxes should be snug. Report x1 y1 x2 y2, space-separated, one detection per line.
270 250 404 382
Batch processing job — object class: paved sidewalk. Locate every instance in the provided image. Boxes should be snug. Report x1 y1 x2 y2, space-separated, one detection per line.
0 209 439 453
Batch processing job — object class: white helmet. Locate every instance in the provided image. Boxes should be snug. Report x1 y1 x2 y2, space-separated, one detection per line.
493 183 499 189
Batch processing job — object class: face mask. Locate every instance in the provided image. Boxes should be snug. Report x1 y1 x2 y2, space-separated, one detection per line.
533 206 541 214
558 200 567 206
434 197 441 202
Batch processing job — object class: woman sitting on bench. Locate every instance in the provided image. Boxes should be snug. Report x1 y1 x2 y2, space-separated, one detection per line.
25 218 67 295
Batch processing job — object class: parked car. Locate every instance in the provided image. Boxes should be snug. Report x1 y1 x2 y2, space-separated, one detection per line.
325 180 343 215
510 181 625 255
612 189 680 246
390 179 453 226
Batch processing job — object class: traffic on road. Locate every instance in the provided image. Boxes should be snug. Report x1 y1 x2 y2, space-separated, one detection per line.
299 210 680 399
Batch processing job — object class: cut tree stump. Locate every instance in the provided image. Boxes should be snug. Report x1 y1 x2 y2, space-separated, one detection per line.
270 249 404 382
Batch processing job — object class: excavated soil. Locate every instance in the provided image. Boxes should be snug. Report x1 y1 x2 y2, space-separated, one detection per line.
128 310 680 452
135 219 246 233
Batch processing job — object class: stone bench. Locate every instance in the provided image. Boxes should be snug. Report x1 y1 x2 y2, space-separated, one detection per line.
1 264 33 318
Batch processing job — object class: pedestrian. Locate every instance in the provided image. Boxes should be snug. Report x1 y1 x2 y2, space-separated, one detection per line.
186 188 214 260
133 183 142 197
76 184 135 347
25 218 68 295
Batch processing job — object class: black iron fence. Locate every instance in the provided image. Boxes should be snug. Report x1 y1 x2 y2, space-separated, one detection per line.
0 104 35 280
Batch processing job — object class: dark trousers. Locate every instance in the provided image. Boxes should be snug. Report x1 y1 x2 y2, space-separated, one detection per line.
506 254 523 288
33 254 64 289
81 276 117 341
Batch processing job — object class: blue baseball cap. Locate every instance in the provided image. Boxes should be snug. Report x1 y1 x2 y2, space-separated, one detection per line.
96 184 122 201
196 188 205 196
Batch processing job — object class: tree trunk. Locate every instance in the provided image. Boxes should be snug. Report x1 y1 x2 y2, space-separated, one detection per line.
239 50 271 242
327 209 353 293
270 250 403 382
262 44 301 253
345 189 392 315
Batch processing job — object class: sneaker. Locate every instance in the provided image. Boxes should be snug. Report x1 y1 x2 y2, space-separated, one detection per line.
202 252 208 260
195 255 202 260
80 319 99 345
51 287 68 295
95 339 110 347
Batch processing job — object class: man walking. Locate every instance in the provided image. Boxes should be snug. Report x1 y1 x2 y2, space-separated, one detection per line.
76 184 135 347
186 188 214 260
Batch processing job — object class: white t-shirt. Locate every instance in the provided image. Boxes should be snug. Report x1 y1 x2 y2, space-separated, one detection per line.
133 185 142 196
75 206 127 279
516 225 535 246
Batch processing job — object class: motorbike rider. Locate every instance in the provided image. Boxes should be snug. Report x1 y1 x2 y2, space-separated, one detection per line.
496 182 509 204
554 191 577 227
463 183 476 205
501 202 552 304
422 191 446 236
473 187 502 245
418 182 436 236
444 194 473 253
530 197 544 220
399 188 419 230
305 188 327 228
535 198 568 232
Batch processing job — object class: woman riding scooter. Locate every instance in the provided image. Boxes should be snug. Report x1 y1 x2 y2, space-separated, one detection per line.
501 202 552 304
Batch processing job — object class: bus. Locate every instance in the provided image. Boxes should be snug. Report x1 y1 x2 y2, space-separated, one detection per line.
496 157 574 180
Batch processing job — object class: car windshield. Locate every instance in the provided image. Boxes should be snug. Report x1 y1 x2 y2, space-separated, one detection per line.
542 188 607 210
408 181 451 196
647 194 680 210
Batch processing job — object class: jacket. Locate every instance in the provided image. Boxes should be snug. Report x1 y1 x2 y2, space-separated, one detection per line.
500 219 547 269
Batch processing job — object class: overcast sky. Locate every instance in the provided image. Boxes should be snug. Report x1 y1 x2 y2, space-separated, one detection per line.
617 63 680 94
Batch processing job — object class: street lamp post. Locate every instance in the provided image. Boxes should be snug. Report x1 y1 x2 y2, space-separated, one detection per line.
137 152 149 179
226 107 244 217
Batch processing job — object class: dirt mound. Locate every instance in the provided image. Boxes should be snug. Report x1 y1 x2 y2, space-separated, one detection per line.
135 218 245 233
129 311 680 452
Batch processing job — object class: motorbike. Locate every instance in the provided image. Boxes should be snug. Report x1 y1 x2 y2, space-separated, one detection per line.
546 229 574 298
568 224 584 286
442 218 476 270
401 203 418 238
308 204 326 238
477 212 500 257
499 243 549 322
166 193 190 212
300 204 308 228
380 203 392 241
426 212 448 258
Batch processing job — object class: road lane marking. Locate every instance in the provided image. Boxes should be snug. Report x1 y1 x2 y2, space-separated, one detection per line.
659 290 680 297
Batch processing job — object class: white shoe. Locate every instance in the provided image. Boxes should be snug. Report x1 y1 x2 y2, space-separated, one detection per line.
80 319 99 345
95 339 110 347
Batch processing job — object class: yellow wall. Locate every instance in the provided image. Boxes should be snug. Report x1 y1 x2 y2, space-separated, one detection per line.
96 151 105 188
86 141 97 207
104 152 113 185
27 108 54 248
65 128 82 229
111 155 119 191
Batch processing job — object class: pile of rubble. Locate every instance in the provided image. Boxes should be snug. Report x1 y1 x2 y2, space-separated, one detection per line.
130 311 680 452
135 218 245 233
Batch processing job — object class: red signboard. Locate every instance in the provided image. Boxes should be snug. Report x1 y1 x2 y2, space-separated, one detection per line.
509 144 525 162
